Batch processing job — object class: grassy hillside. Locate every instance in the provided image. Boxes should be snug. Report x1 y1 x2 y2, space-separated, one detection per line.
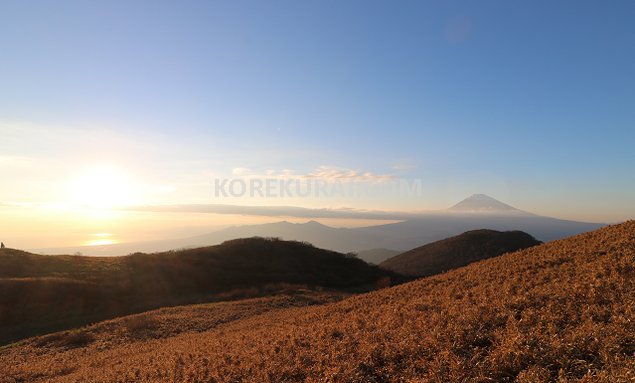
380 229 541 276
1 222 633 382
0 237 399 345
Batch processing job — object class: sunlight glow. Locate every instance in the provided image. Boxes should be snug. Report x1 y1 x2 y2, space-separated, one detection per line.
84 238 117 246
83 232 118 246
69 166 139 208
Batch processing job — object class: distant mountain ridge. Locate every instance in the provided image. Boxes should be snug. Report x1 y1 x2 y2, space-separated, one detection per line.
32 195 604 257
380 229 542 276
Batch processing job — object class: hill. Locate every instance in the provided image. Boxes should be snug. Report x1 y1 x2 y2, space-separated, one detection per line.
32 195 603 256
380 229 542 276
0 237 399 345
1 222 633 382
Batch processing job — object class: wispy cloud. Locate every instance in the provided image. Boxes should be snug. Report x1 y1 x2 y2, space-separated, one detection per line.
232 167 254 176
304 166 394 183
231 166 395 183
122 203 420 220
390 159 417 172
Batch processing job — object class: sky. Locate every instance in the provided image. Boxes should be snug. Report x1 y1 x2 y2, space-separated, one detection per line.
1 1 634 248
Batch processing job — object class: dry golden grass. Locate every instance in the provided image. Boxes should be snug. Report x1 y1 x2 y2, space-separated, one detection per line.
1 222 634 382
0 237 397 344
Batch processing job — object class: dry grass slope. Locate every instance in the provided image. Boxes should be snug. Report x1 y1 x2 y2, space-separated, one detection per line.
1 222 634 382
0 237 398 344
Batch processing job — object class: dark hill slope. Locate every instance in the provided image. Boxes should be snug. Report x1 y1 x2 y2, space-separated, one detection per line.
2 222 634 382
380 229 541 276
0 237 399 344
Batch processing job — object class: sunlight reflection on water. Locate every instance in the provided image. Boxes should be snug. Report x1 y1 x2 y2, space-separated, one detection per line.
83 233 118 246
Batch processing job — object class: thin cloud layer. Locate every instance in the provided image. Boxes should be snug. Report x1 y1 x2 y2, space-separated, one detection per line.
230 166 395 183
123 203 418 220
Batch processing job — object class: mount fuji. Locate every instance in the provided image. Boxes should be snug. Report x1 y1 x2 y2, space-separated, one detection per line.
448 194 526 213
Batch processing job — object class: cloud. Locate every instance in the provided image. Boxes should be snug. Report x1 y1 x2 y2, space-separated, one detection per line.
391 160 417 172
231 166 395 183
304 166 394 183
232 167 254 176
122 203 420 220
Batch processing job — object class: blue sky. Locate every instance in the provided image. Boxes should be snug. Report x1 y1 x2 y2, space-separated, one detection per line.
1 0 634 234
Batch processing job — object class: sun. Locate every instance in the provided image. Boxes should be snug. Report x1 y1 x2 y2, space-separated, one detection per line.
69 166 138 208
